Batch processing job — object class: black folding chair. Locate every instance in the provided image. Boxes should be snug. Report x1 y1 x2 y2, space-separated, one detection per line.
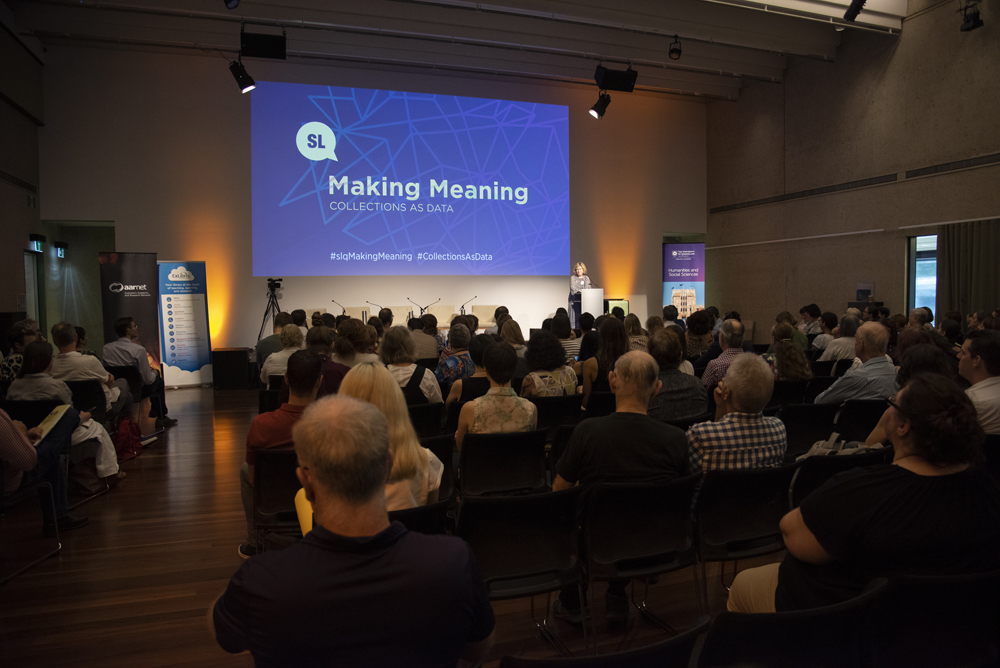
804 376 838 403
811 360 834 377
445 400 468 433
0 459 61 586
790 447 892 507
498 615 709 667
408 402 443 438
257 389 280 414
864 570 1000 668
388 499 452 535
456 487 586 655
459 429 549 497
662 412 713 432
835 399 889 443
584 475 704 633
583 391 615 419
753 344 771 354
267 374 284 391
528 394 583 429
698 578 888 668
0 399 63 429
104 364 164 436
414 357 438 371
776 403 840 461
695 462 803 595
64 379 108 427
833 358 854 377
252 449 302 549
766 380 809 410
420 433 456 501
548 424 577 473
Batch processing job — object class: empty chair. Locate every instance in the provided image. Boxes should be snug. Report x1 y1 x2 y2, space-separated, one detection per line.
662 412 713 432
698 578 888 668
420 433 456 501
583 391 615 418
776 403 840 461
408 402 443 438
63 379 108 427
804 376 838 403
527 394 583 429
498 615 709 667
253 449 302 548
835 399 888 443
864 570 1000 668
459 429 549 497
766 380 809 409
811 360 834 377
388 499 451 535
791 447 893 507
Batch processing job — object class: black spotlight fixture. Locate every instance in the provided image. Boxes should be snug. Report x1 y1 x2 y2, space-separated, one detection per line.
224 0 240 9
960 2 984 31
230 56 256 93
589 92 611 119
844 0 866 21
669 35 682 61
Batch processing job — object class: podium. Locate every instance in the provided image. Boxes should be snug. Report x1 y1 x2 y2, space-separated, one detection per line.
581 288 604 317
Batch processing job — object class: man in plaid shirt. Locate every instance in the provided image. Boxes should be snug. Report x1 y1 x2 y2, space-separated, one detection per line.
702 319 747 388
689 353 786 474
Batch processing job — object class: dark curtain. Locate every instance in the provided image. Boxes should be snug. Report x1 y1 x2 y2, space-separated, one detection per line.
937 218 1000 320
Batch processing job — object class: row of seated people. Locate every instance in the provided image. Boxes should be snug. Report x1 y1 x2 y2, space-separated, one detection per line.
0 317 178 534
214 342 1000 664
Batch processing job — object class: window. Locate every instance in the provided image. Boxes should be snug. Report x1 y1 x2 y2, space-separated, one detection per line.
908 235 937 316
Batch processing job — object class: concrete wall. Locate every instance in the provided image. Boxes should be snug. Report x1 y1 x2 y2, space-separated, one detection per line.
705 0 1000 341
33 44 707 348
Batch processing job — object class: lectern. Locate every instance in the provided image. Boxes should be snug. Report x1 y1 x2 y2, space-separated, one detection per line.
581 288 604 317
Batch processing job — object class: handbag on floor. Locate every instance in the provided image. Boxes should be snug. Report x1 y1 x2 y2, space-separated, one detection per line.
113 416 143 461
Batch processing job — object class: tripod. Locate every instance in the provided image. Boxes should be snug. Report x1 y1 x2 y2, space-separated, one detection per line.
257 283 281 341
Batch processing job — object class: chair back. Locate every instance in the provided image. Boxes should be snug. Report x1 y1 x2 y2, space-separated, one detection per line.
791 448 893 507
408 402 443 438
388 499 452 535
527 393 582 429
420 433 456 501
63 380 108 426
459 429 549 497
584 475 701 582
699 578 889 668
456 487 583 599
104 365 143 400
498 615 709 667
258 389 280 414
414 357 438 371
833 358 854 377
811 360 834 377
777 403 840 461
267 374 284 391
696 462 802 562
804 376 838 403
253 449 302 530
0 399 64 429
752 343 770 354
983 434 1000 483
548 424 577 473
445 400 467 433
835 399 888 442
767 380 809 409
662 412 713 432
864 570 1000 668
584 391 616 419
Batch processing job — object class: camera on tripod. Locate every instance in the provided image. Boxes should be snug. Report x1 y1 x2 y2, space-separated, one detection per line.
267 278 283 291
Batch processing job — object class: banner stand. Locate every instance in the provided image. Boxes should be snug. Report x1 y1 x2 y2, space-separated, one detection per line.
158 262 213 388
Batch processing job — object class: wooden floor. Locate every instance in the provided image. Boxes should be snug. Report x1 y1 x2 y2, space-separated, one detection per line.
0 387 781 666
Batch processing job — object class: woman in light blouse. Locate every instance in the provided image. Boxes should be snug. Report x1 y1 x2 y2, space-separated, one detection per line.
569 262 593 330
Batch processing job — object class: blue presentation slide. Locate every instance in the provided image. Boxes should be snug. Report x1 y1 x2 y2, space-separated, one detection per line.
251 82 570 276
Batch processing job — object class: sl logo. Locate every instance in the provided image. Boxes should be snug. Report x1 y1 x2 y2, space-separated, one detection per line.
296 122 338 161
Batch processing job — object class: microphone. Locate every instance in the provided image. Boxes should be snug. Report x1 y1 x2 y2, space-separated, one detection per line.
330 300 346 315
459 296 477 316
366 301 384 311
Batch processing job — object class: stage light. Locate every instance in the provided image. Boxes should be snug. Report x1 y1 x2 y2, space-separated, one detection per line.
844 0 866 22
960 6 983 30
589 92 611 119
28 234 45 253
229 58 256 93
669 36 682 60
55 242 68 259
224 0 240 9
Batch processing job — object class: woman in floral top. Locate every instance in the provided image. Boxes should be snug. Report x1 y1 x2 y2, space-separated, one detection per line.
456 341 537 449
435 323 475 388
0 324 37 381
521 330 578 397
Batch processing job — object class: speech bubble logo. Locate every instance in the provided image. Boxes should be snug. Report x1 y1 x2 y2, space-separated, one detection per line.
296 122 338 161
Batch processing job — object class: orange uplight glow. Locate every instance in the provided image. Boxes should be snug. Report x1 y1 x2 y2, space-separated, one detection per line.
588 197 647 299
180 211 233 346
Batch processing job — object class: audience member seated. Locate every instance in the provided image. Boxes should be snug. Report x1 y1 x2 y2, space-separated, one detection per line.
624 313 648 352
339 363 443 510
310 312 323 328
685 310 714 360
818 315 861 362
663 304 686 333
772 312 808 351
73 326 97 356
582 317 628 408
761 323 814 382
378 326 444 406
483 306 508 335
521 331 577 397
960 330 1000 434
7 341 123 485
104 316 175 428
278 326 349 402
895 325 934 364
728 375 1000 613
291 309 309 339
688 354 786 477
647 328 707 421
576 328 599 369
982 316 1000 332
50 321 132 421
335 313 351 331
798 303 823 335
646 316 664 338
367 316 385 349
321 313 337 329
610 306 625 321
1 323 36 381
438 315 474 365
862 305 880 322
330 318 380 368
213 396 495 665
553 351 688 628
445 334 492 405
707 306 722 336
420 313 446 354
908 307 933 330
455 342 537 449
810 312 839 351
815 322 898 405
435 323 474 388
255 312 293 369
500 319 527 358
239 350 322 559
938 319 963 355
666 324 696 376
552 313 580 361
694 319 755 369
259 324 305 384
408 317 439 361
702 319 747 388
378 308 393 329
0 405 88 534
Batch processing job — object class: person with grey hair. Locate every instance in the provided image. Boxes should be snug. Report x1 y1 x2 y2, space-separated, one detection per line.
214 396 495 664
381 326 442 405
552 351 688 629
815 322 899 404
435 323 474 387
647 328 707 421
687 354 786 476
702 319 746 388
49 321 133 420
818 314 862 362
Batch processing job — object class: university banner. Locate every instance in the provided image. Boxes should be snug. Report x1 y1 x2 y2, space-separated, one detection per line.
99 252 161 368
158 261 213 387
662 243 706 319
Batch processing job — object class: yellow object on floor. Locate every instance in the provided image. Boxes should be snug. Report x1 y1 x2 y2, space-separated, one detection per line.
294 488 314 535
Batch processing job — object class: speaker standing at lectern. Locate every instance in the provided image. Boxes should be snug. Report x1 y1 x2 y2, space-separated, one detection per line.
569 261 593 330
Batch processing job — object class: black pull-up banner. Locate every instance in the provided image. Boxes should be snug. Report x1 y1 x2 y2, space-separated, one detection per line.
99 252 161 368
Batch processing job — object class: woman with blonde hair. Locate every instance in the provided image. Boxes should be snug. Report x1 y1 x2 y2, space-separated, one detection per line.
624 313 648 352
338 362 444 510
259 324 304 383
